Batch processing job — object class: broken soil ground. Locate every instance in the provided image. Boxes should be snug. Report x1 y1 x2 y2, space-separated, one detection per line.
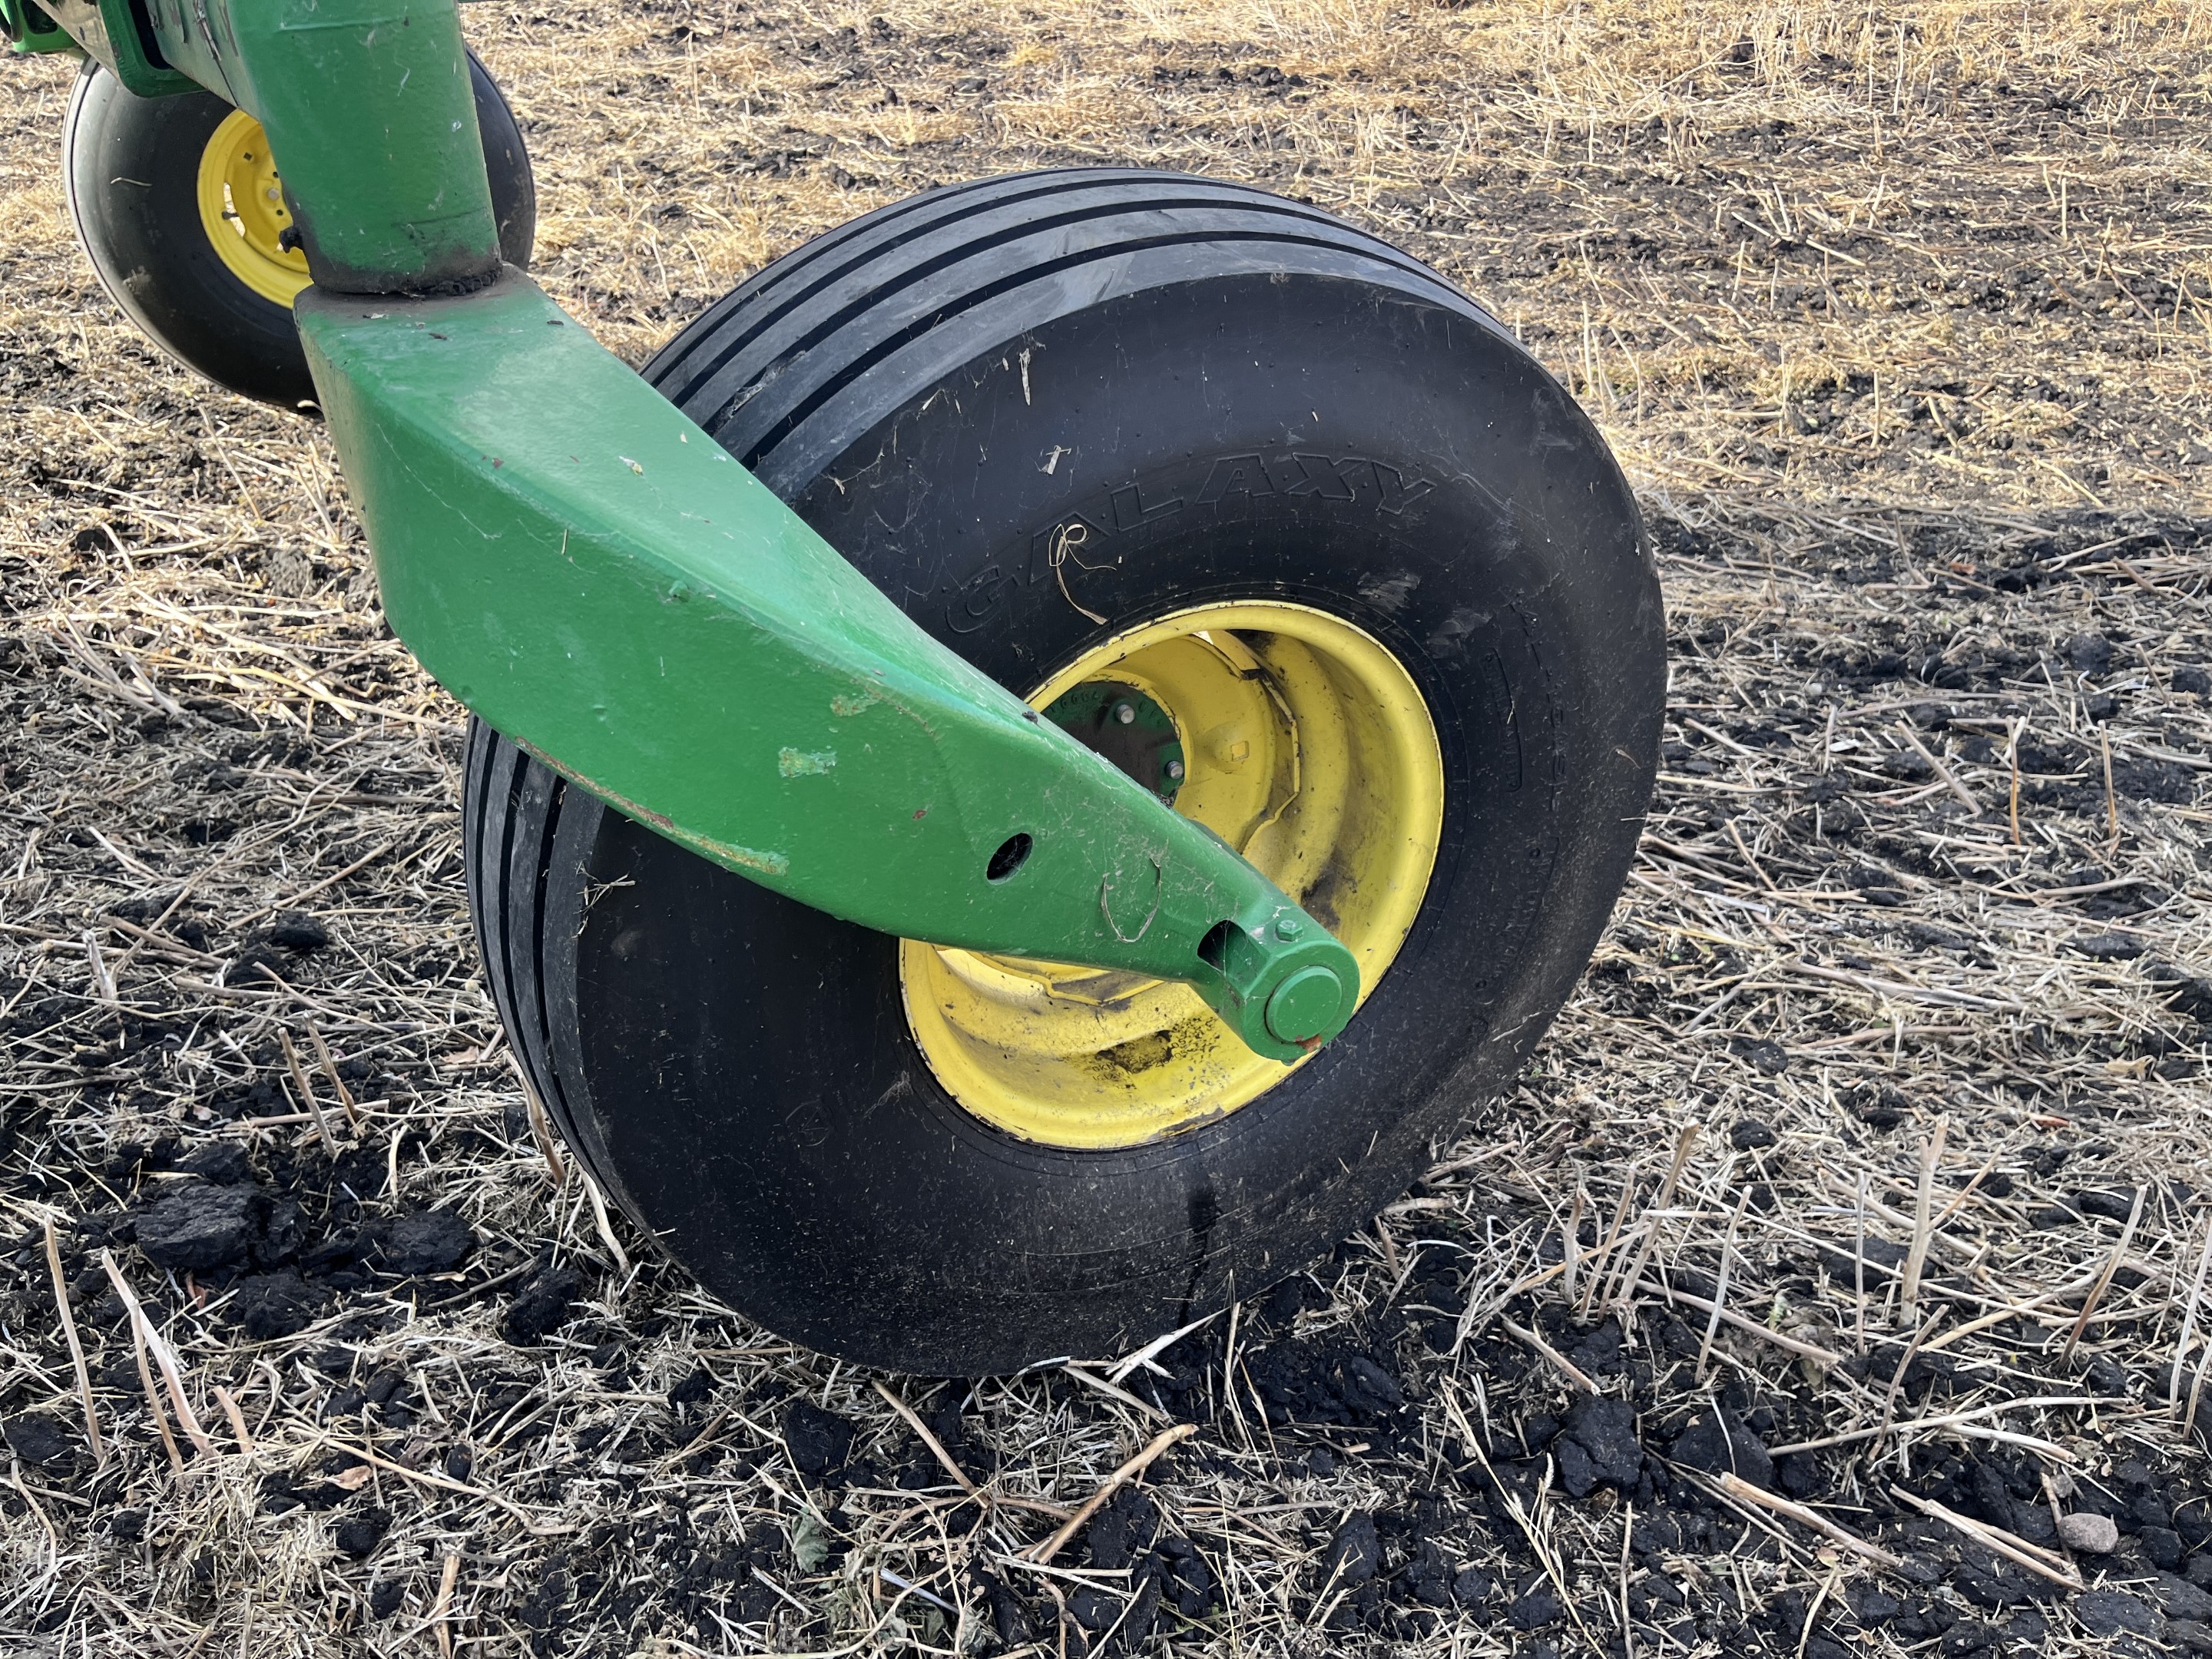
2 2 2211 1655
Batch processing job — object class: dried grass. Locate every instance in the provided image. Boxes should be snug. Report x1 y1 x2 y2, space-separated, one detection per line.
2 2 2210 1655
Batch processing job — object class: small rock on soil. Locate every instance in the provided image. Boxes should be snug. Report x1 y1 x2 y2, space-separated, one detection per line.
2061 1522 2114 1557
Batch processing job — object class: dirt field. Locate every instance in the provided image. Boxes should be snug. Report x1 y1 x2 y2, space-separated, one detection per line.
3 2 2211 1655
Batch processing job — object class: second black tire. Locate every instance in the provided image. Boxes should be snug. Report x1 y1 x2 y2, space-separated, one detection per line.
64 55 535 409
468 169 1663 1374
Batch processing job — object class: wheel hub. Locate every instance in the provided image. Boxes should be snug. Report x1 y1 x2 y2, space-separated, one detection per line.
1042 680 1186 804
899 601 1445 1150
196 108 313 308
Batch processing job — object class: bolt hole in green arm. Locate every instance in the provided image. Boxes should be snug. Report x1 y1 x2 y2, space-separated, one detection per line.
19 0 1361 1062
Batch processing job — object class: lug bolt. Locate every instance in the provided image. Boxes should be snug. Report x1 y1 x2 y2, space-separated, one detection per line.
1113 702 1135 724
1166 760 1184 780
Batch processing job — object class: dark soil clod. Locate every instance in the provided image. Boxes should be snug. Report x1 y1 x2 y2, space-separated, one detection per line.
332 1506 392 1558
179 1144 253 1184
1084 1485 1159 1570
1670 1405 1776 1489
2 1412 75 1469
498 1263 581 1346
267 910 332 952
134 1179 266 1273
2078 1589 2161 1638
780 1399 853 1479
381 1207 475 1275
1508 1574 1568 1630
1556 1396 1642 1496
230 1269 328 1339
1320 1513 1382 1588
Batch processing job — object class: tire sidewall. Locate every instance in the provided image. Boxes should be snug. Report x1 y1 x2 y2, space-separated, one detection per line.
66 67 307 406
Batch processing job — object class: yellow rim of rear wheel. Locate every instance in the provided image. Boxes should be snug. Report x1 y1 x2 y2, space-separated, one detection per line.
899 602 1445 1151
195 109 313 309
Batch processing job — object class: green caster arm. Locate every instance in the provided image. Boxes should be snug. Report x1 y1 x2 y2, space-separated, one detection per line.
2 0 79 55
24 0 1362 1061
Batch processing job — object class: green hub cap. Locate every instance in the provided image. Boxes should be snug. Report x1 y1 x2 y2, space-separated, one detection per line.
1265 965 1349 1045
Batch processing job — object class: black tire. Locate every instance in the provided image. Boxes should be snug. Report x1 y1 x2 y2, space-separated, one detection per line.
64 55 535 409
466 169 1663 1375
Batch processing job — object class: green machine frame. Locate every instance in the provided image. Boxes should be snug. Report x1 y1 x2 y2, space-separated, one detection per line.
8 0 1364 1063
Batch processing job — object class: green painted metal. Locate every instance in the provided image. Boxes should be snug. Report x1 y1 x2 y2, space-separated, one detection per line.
36 0 496 300
121 0 225 97
2 0 81 56
293 273 1359 1061
22 0 1364 1061
31 0 191 88
145 0 498 292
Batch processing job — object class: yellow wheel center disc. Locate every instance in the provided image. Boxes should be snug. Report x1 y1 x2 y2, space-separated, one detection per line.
196 109 313 308
899 602 1445 1150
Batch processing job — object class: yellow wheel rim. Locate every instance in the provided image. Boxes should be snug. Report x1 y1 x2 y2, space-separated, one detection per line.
899 602 1445 1150
195 109 312 308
